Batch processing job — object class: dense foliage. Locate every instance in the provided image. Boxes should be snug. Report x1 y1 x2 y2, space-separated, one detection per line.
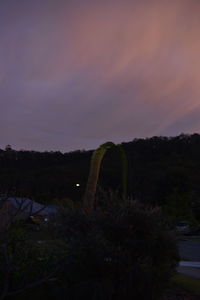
0 221 67 299
1 133 200 221
44 204 179 300
0 203 178 300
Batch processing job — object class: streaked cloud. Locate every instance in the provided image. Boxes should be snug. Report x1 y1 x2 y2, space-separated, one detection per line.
0 0 200 151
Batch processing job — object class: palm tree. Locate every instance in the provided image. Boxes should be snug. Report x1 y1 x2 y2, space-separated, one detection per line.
83 142 128 212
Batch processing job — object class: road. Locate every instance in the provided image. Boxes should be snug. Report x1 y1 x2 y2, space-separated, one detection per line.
177 266 200 279
178 240 200 261
178 239 200 279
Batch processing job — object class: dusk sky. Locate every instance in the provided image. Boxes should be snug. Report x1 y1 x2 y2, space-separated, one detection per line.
1 0 200 152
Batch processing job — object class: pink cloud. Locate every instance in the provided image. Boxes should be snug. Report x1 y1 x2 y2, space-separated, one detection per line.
0 0 200 151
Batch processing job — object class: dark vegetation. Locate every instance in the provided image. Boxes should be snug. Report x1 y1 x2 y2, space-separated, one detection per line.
1 134 200 299
0 201 179 300
1 133 200 222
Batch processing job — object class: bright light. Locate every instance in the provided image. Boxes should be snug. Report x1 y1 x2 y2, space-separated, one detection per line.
76 183 80 187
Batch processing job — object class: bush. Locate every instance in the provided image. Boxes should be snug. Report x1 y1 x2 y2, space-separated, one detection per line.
1 201 179 300
54 202 179 300
0 223 65 300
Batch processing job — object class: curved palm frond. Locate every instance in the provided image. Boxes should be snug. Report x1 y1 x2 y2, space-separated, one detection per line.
83 142 128 212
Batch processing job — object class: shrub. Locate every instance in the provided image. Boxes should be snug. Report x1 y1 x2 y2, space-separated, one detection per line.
55 202 179 300
0 223 65 300
1 201 179 300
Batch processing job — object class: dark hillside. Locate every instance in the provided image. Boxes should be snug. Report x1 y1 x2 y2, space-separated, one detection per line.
0 134 200 221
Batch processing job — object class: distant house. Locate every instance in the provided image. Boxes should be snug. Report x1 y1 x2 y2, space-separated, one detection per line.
0 197 58 231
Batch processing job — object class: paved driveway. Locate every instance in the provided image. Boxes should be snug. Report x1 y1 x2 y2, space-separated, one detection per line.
178 240 200 279
177 265 200 279
178 240 200 261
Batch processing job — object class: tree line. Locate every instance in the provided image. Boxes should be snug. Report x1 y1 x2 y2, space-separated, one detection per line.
1 133 200 222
